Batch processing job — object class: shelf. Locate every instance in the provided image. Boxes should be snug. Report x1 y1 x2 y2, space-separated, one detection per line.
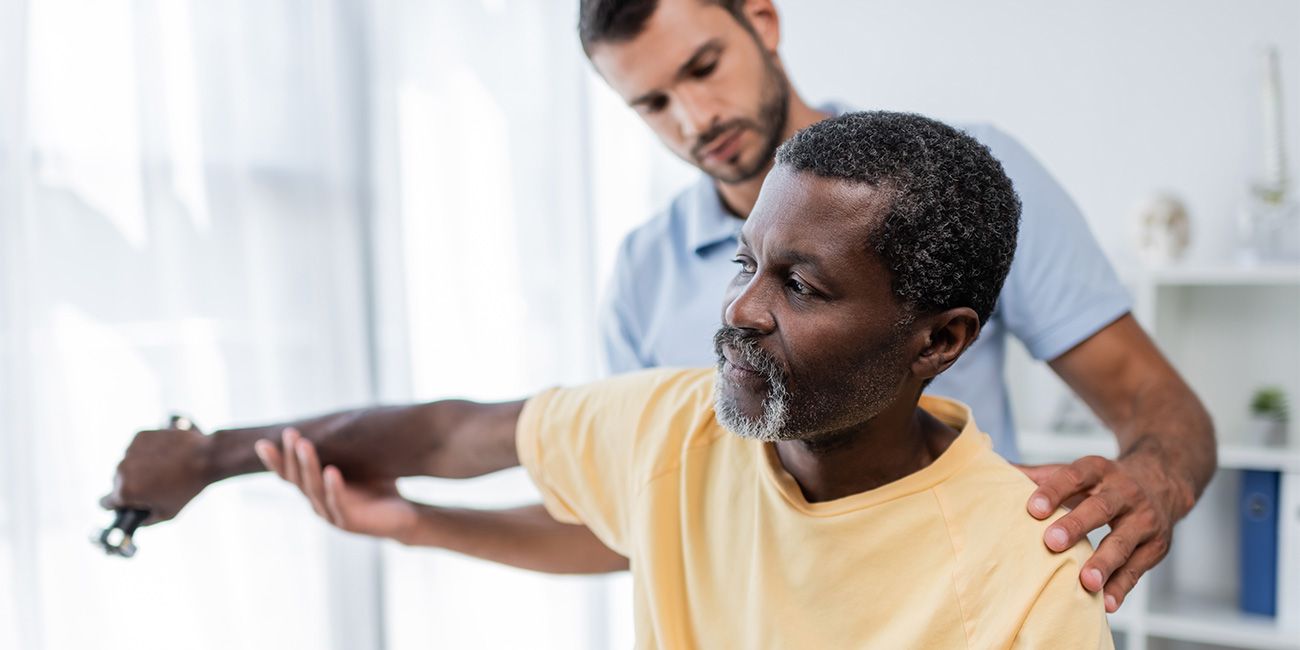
1147 593 1300 650
1141 264 1300 287
1106 607 1135 634
1017 430 1118 461
1017 431 1300 472
1221 443 1300 473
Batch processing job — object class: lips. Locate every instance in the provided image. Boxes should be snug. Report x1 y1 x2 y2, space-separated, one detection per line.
700 128 743 163
723 346 759 373
714 326 786 389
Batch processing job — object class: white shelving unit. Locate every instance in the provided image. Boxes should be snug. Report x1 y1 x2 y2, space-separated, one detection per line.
1014 264 1300 650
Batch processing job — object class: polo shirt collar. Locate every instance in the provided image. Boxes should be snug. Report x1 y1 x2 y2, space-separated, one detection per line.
684 174 743 255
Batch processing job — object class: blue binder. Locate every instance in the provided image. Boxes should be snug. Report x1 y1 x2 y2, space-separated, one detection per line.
1240 470 1279 617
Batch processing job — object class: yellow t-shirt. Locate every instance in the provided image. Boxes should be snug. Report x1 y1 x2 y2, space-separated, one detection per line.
517 368 1113 649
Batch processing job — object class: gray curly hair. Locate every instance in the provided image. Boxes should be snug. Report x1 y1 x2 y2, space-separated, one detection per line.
775 111 1021 324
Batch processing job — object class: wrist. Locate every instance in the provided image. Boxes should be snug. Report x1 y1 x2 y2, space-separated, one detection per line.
194 431 218 486
205 427 270 483
1118 448 1196 519
395 503 445 547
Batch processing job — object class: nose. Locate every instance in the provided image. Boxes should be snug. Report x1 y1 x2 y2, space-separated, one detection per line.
672 86 717 143
723 274 776 334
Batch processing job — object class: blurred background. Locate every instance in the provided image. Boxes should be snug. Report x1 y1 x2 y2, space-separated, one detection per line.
0 1 1297 649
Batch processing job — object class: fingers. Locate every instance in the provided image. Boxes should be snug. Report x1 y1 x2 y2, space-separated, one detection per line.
1100 536 1169 612
99 470 138 515
322 465 348 528
254 439 286 478
1083 506 1166 596
257 429 330 521
294 438 330 519
1026 456 1108 519
1078 525 1140 593
1043 488 1129 552
281 427 302 487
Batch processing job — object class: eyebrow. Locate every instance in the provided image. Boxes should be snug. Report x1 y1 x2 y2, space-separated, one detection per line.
738 232 829 273
629 39 725 108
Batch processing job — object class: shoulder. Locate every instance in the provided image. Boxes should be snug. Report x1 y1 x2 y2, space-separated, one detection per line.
950 122 1044 176
946 124 1131 356
946 121 1074 215
527 367 719 453
936 450 1087 565
934 452 1104 641
529 367 713 417
617 367 721 470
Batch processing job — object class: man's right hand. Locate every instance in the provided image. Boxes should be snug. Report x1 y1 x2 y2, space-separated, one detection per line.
99 424 214 525
255 428 632 573
255 428 420 542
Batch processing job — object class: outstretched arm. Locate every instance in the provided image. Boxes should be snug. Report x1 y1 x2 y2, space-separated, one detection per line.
100 398 524 525
1024 314 1216 612
257 430 631 574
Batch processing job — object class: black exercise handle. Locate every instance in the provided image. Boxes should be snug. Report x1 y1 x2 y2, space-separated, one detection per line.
112 507 150 537
97 414 193 557
98 507 150 557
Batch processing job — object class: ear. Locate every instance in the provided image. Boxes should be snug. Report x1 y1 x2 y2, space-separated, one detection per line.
910 307 981 381
741 0 781 53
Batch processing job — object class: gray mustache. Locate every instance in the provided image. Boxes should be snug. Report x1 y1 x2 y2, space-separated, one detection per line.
713 327 784 381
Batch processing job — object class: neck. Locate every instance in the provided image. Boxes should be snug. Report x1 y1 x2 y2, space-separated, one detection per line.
714 90 827 217
773 399 960 503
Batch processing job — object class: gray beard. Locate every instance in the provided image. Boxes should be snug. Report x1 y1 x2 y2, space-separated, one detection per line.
713 368 791 441
712 324 911 444
712 331 792 441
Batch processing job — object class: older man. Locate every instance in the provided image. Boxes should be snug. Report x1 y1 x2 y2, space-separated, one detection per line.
115 112 1116 647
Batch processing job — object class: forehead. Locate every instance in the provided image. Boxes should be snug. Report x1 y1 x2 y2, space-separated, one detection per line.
743 166 892 261
587 0 747 100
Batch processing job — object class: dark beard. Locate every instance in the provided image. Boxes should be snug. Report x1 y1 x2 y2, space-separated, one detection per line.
694 50 791 185
738 53 792 183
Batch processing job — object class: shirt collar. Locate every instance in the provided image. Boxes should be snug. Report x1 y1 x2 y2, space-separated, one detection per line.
684 174 743 255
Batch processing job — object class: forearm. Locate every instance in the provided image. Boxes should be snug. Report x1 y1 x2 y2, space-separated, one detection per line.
1051 315 1218 520
207 400 525 485
398 503 630 574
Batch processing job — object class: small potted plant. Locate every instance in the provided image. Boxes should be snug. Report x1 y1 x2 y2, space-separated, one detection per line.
1248 386 1289 446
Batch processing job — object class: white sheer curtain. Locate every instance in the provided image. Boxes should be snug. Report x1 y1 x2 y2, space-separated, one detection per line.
1 1 379 648
1 0 701 647
365 2 614 648
365 2 702 647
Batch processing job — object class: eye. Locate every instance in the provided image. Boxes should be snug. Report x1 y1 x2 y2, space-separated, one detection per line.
643 94 669 114
732 257 756 275
786 276 814 296
691 60 718 79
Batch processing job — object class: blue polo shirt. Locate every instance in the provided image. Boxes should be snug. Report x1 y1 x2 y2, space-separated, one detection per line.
598 116 1131 460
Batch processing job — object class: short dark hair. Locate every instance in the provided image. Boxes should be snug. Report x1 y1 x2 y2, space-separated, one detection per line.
775 111 1021 324
578 0 746 53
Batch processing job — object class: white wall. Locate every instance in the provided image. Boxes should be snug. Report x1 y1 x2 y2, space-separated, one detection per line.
780 0 1300 273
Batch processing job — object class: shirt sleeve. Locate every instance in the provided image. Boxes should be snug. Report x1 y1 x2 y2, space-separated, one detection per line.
977 125 1132 361
1011 560 1115 649
515 368 707 555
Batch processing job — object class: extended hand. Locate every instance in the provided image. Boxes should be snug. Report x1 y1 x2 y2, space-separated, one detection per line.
255 428 420 542
100 424 213 525
1020 455 1179 613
